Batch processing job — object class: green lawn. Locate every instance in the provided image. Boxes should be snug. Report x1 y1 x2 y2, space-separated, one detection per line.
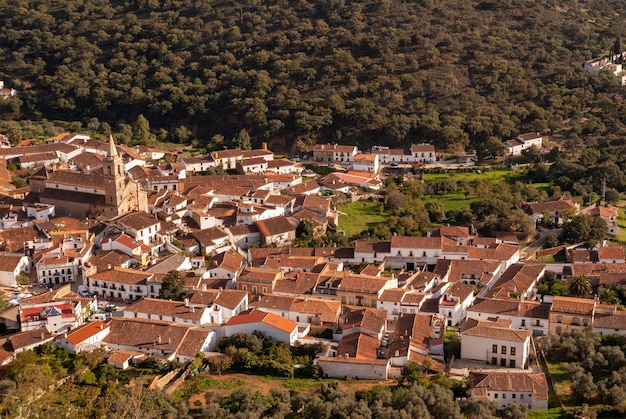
423 170 521 184
546 361 573 406
424 193 479 212
337 200 391 239
528 408 566 419
616 206 626 242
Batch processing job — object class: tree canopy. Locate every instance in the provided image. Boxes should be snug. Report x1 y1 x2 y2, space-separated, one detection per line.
158 270 187 301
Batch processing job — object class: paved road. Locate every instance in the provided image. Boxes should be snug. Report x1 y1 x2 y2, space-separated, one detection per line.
520 229 562 260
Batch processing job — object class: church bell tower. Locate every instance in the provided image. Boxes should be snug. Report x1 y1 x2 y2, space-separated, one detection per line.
103 135 125 209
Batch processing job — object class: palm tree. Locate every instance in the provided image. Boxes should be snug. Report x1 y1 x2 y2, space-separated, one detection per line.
599 287 619 305
568 274 592 298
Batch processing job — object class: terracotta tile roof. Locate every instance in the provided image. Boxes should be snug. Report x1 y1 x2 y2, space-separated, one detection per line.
104 318 190 352
473 237 498 246
470 372 548 400
251 294 295 311
191 226 230 246
88 267 155 285
571 249 594 263
207 251 244 273
176 328 212 358
428 225 470 238
410 143 435 152
124 298 207 321
7 327 54 351
525 200 577 214
518 132 542 141
313 143 357 153
597 246 625 260
212 290 247 310
0 254 23 272
108 349 145 366
485 263 545 299
444 259 501 283
21 303 74 321
469 298 550 319
550 296 596 315
572 263 626 276
338 275 389 294
390 313 435 356
226 310 297 334
405 271 438 291
116 211 160 231
354 240 391 254
420 298 440 313
290 298 341 324
588 205 619 218
256 216 297 237
60 320 109 345
593 309 626 330
360 264 381 276
287 180 320 195
462 320 531 342
337 332 380 359
468 243 519 261
272 271 320 295
379 288 407 303
342 307 386 334
0 225 46 252
390 236 441 250
263 255 322 271
444 282 474 302
239 267 281 284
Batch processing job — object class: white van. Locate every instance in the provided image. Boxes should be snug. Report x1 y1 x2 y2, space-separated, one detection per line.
88 313 108 322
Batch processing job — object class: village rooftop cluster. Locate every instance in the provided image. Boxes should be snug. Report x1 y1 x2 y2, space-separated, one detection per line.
0 132 621 410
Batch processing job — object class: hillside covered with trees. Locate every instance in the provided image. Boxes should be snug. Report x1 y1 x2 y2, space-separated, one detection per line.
1 0 626 153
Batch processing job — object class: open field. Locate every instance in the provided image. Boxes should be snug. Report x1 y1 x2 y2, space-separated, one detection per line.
528 408 566 419
425 193 479 212
423 170 518 184
337 200 391 239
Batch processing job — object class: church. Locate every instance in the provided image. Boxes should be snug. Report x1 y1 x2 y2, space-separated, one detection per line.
29 136 148 219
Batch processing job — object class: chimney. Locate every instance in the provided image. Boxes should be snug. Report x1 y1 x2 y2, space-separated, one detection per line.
184 298 189 307
64 332 68 338
157 335 162 343
100 323 104 330
40 332 44 340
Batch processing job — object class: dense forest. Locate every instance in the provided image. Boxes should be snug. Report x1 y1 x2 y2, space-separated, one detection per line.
0 0 626 153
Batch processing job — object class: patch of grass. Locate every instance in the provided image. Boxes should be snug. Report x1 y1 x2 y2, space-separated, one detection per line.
424 193 479 212
546 361 573 406
423 170 521 184
616 207 626 242
337 200 391 239
218 378 246 390
528 408 566 419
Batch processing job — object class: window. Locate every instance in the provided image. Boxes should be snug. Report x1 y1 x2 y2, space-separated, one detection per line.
501 346 507 355
510 347 516 356
491 357 497 365
492 345 497 353
520 394 524 400
500 358 506 367
503 394 506 399
521 319 526 327
583 318 589 326
242 285 247 291
557 315 563 323
252 286 257 294
512 394 516 399
556 326 562 335
536 319 541 326
509 359 516 368
572 317 579 325
494 394 498 399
